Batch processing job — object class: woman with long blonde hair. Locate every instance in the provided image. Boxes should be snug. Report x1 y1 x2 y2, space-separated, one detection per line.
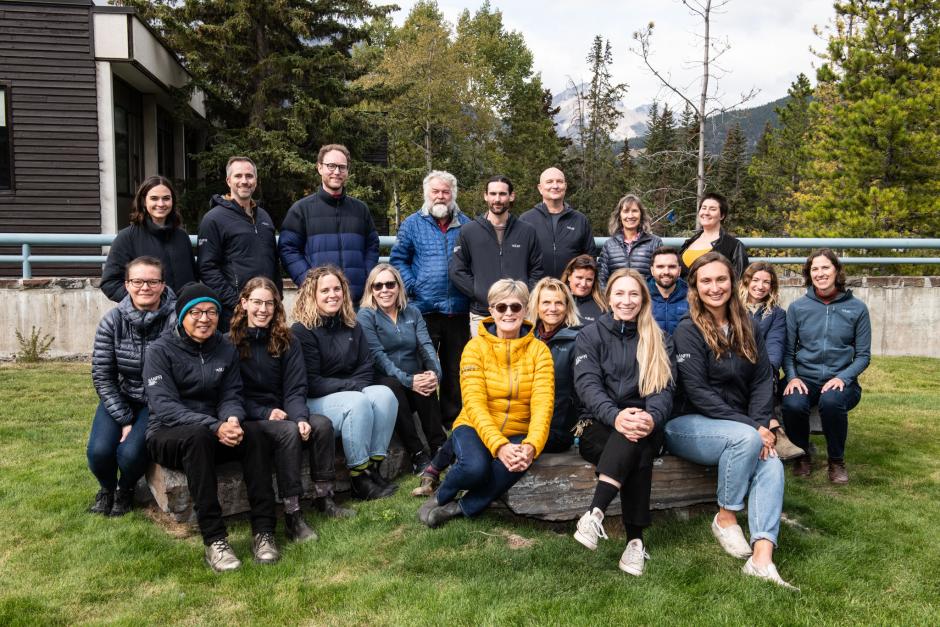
665 252 795 589
571 268 674 577
291 266 399 501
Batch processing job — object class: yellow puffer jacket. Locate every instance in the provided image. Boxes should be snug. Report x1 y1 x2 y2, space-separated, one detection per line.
452 319 555 457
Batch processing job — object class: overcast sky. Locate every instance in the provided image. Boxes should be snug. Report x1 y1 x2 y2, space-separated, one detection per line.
388 0 837 108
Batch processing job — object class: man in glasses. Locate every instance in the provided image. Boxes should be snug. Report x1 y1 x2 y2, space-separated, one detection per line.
144 282 281 573
197 156 281 332
279 143 380 302
449 175 544 337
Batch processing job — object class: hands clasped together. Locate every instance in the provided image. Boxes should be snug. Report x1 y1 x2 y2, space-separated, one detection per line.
496 442 536 472
411 371 439 397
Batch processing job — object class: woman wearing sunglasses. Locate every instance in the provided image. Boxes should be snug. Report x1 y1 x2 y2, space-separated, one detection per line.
357 263 447 475
418 279 554 528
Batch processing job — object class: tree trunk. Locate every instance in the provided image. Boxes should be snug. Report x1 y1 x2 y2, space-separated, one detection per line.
696 0 711 221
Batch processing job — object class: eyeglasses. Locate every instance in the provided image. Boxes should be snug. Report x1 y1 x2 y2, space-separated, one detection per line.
321 163 348 173
491 302 524 314
248 298 276 309
372 281 398 291
188 308 219 320
126 279 164 288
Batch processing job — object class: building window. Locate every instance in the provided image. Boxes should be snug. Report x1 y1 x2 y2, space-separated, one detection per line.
156 107 176 179
0 87 11 190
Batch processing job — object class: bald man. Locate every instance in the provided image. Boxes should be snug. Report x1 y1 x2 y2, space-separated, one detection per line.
519 167 595 278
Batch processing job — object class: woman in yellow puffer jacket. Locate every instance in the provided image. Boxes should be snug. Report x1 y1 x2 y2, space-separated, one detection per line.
418 279 554 528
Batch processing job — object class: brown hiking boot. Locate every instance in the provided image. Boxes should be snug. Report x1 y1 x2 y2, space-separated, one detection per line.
792 454 812 477
828 459 849 484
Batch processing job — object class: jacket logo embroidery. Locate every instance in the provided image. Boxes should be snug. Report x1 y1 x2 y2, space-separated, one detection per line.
566 225 575 230
147 375 163 386
511 243 521 248
198 238 208 246
676 353 691 363
215 367 225 373
575 354 587 366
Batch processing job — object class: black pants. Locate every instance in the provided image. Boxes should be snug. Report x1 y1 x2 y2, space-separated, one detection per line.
379 376 447 456
423 312 470 428
304 413 338 497
247 419 304 499
147 423 276 544
579 421 662 528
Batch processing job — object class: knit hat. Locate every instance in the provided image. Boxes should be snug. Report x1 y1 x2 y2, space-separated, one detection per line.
175 282 222 326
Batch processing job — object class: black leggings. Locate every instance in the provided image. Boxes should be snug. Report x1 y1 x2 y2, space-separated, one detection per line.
379 376 447 456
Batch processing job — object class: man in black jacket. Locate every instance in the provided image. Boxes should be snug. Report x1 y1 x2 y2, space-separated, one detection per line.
448 175 544 336
197 157 281 331
519 167 594 278
144 283 280 573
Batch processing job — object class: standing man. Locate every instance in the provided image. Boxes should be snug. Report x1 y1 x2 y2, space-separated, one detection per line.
197 156 281 332
449 175 544 336
519 167 594 279
390 171 472 428
279 144 379 302
647 246 688 336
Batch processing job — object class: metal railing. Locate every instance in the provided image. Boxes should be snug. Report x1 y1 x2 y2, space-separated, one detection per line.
1 233 939 279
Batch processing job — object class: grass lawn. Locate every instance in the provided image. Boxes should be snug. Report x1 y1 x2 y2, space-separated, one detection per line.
1 357 939 625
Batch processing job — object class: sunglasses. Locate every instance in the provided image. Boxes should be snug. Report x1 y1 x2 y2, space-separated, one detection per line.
372 280 398 291
491 302 524 314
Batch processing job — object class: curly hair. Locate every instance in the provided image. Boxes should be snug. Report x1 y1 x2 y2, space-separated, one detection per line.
738 261 780 318
686 252 758 363
229 277 292 359
292 265 357 329
561 254 607 312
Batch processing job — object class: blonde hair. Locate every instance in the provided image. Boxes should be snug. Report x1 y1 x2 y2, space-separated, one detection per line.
292 266 357 329
359 263 408 311
528 277 581 328
488 279 529 308
604 268 673 396
687 252 758 363
738 261 780 319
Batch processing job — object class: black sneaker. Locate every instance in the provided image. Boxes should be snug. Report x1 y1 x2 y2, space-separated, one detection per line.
89 489 113 516
110 487 134 517
411 451 432 476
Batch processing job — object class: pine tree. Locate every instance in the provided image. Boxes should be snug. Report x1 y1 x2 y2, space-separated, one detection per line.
715 123 749 231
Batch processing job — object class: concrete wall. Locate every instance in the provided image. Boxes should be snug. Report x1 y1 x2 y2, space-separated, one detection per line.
2 277 939 360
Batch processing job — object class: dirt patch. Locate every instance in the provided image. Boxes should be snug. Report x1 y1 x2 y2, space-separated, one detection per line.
143 506 198 539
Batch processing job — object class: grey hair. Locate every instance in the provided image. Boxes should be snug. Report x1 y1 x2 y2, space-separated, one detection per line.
225 156 257 178
421 170 459 212
487 279 529 309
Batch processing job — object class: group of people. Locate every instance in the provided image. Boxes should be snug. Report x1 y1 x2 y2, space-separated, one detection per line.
88 149 871 586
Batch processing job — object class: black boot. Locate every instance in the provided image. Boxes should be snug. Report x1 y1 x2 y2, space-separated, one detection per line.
285 511 318 542
351 473 395 500
411 450 432 475
110 487 134 517
368 460 399 494
313 496 356 518
89 489 113 515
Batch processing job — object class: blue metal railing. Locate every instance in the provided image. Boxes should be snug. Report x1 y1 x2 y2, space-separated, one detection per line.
1 233 939 279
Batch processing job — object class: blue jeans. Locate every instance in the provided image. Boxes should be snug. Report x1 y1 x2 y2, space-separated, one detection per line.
87 401 150 491
781 381 861 460
665 414 784 546
307 386 398 468
436 426 528 517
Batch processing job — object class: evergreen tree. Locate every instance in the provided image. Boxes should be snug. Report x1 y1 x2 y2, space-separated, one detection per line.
794 0 940 237
715 122 750 231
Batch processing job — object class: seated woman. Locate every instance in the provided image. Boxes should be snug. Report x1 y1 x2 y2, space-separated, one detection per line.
561 254 608 325
100 176 197 302
529 277 582 453
229 278 353 542
417 279 554 528
357 263 446 475
664 252 795 589
572 269 675 576
291 265 399 501
739 262 803 460
677 193 748 278
597 194 663 289
782 249 871 483
144 283 280 572
89 256 176 516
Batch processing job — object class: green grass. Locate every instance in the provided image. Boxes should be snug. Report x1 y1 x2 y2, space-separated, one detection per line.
1 358 939 625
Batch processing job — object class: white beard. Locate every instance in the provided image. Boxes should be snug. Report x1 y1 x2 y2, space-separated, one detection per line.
430 203 451 219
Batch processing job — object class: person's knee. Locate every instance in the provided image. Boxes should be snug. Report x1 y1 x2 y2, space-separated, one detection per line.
344 393 373 420
87 438 115 466
269 420 300 448
733 426 764 456
781 393 810 414
817 391 848 415
308 414 334 440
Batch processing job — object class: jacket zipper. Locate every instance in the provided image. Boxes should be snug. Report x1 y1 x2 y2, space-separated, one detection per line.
501 339 512 432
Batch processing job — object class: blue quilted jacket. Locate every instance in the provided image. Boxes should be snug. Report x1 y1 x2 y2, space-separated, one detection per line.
389 208 471 315
278 188 379 302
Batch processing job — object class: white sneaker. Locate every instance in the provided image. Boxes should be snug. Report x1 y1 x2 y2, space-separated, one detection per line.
618 538 649 576
742 557 800 591
573 508 608 551
711 513 753 559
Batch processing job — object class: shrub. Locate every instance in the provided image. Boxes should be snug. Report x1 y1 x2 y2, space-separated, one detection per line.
14 326 54 362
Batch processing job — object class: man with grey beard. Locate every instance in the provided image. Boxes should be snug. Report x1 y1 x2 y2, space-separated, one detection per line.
390 171 472 430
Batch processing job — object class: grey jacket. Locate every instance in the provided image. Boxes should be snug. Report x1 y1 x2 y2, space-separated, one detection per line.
356 304 442 388
92 290 176 425
597 230 663 289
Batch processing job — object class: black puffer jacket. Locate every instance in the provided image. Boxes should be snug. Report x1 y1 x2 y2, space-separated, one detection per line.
677 228 748 278
100 218 197 302
143 330 245 437
196 195 282 308
291 316 375 398
574 313 676 429
92 290 177 425
671 316 772 428
519 203 595 278
449 214 544 315
229 327 309 423
536 325 581 453
597 230 663 288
